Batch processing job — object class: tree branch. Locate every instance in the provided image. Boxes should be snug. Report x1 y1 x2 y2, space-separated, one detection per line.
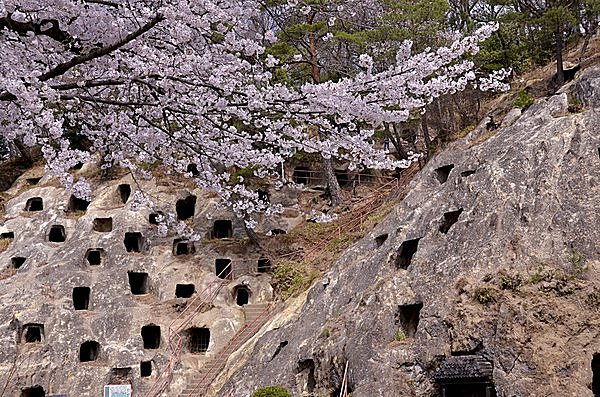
39 14 165 81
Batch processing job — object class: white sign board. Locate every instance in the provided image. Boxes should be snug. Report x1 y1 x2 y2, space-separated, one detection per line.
103 385 131 397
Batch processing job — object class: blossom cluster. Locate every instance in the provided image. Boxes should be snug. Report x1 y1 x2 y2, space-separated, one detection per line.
0 0 509 221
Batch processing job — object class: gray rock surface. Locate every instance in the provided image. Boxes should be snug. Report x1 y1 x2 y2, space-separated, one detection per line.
216 68 600 397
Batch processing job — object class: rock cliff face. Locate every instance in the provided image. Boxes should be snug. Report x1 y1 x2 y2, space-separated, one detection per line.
216 68 600 397
0 173 307 395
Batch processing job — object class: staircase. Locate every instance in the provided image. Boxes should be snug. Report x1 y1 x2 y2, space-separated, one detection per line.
178 303 275 397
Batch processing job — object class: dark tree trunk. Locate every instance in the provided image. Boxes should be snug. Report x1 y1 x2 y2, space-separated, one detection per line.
420 113 432 154
322 155 342 207
243 216 263 248
555 27 565 86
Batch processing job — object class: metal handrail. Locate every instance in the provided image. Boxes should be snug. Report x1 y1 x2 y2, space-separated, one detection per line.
144 267 233 397
145 167 419 397
181 303 275 396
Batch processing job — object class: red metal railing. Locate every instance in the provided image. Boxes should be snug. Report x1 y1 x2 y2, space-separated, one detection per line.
181 303 276 396
145 164 420 397
144 266 233 397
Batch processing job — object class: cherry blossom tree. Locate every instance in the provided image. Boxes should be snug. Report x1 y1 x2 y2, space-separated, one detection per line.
0 0 508 223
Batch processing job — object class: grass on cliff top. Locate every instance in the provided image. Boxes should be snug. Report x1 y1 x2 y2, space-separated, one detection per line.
270 201 395 300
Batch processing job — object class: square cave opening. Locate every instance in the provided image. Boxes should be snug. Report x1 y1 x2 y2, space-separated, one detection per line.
85 248 104 266
173 239 195 256
175 283 195 298
141 324 161 349
293 166 310 185
396 302 423 338
73 287 90 310
79 340 100 362
48 225 66 243
186 327 210 353
140 360 152 377
124 232 142 253
10 257 26 269
118 184 131 204
215 258 232 279
93 217 113 232
176 195 196 220
128 271 149 295
21 323 44 343
20 386 45 397
213 220 233 239
257 258 271 273
24 197 43 211
67 194 90 213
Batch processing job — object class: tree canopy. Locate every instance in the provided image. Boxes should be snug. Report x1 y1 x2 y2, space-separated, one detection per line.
0 0 510 222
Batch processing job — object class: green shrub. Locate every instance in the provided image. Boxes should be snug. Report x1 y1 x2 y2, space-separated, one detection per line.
395 329 407 341
514 90 534 109
473 287 495 304
252 386 292 397
567 250 588 279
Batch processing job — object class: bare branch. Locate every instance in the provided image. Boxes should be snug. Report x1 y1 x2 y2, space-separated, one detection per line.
39 14 165 81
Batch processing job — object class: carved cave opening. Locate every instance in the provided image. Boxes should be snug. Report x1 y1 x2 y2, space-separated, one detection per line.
395 238 421 269
85 248 104 266
73 287 90 310
140 360 152 377
187 327 210 353
79 341 100 362
439 209 464 234
68 194 90 212
124 232 142 252
258 258 271 273
10 257 26 269
173 239 195 256
435 164 454 184
118 184 131 204
213 220 233 239
25 197 43 211
215 258 232 279
20 386 45 397
175 283 195 298
235 286 250 306
128 272 149 295
141 324 161 349
176 195 196 220
93 217 113 232
48 225 66 242
21 323 44 343
109 367 132 385
397 302 423 338
375 233 389 247
293 166 310 185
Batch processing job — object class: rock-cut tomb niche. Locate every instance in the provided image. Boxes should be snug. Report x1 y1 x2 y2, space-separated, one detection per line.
292 166 310 185
72 287 90 310
24 197 43 211
395 238 421 269
434 164 454 184
85 248 104 266
176 195 196 220
124 232 143 252
141 324 161 349
48 225 66 242
213 220 233 239
20 385 45 397
128 271 149 295
234 285 250 306
67 194 90 212
21 323 44 343
79 340 100 362
215 258 232 279
186 327 210 353
140 360 152 377
175 284 195 298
